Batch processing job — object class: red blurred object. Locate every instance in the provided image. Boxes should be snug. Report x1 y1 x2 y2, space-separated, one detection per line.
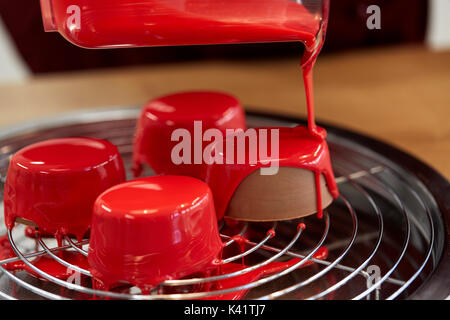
88 175 223 291
3 138 126 241
40 0 319 49
0 1 428 74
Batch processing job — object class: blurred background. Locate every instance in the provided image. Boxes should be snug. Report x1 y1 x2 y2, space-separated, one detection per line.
0 0 448 79
0 0 449 177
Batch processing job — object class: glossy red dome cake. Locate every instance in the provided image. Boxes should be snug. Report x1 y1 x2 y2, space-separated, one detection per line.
88 175 223 291
203 126 339 220
3 137 126 240
132 91 246 179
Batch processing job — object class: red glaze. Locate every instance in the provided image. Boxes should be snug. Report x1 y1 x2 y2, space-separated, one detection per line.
133 91 246 178
3 138 126 241
0 234 89 281
0 234 25 271
206 246 328 300
203 126 339 220
88 175 223 291
24 226 55 239
43 0 320 59
160 246 328 299
27 251 90 281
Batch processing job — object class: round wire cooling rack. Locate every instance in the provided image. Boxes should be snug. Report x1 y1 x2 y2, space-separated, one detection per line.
0 108 448 300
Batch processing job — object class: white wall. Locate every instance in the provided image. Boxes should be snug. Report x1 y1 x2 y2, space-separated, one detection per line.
427 0 450 50
0 18 30 84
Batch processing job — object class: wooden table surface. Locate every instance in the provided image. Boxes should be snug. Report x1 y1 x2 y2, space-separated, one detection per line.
0 45 449 179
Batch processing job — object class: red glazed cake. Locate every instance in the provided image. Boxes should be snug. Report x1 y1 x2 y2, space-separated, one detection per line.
203 126 339 221
132 91 246 179
88 175 223 291
3 137 126 241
